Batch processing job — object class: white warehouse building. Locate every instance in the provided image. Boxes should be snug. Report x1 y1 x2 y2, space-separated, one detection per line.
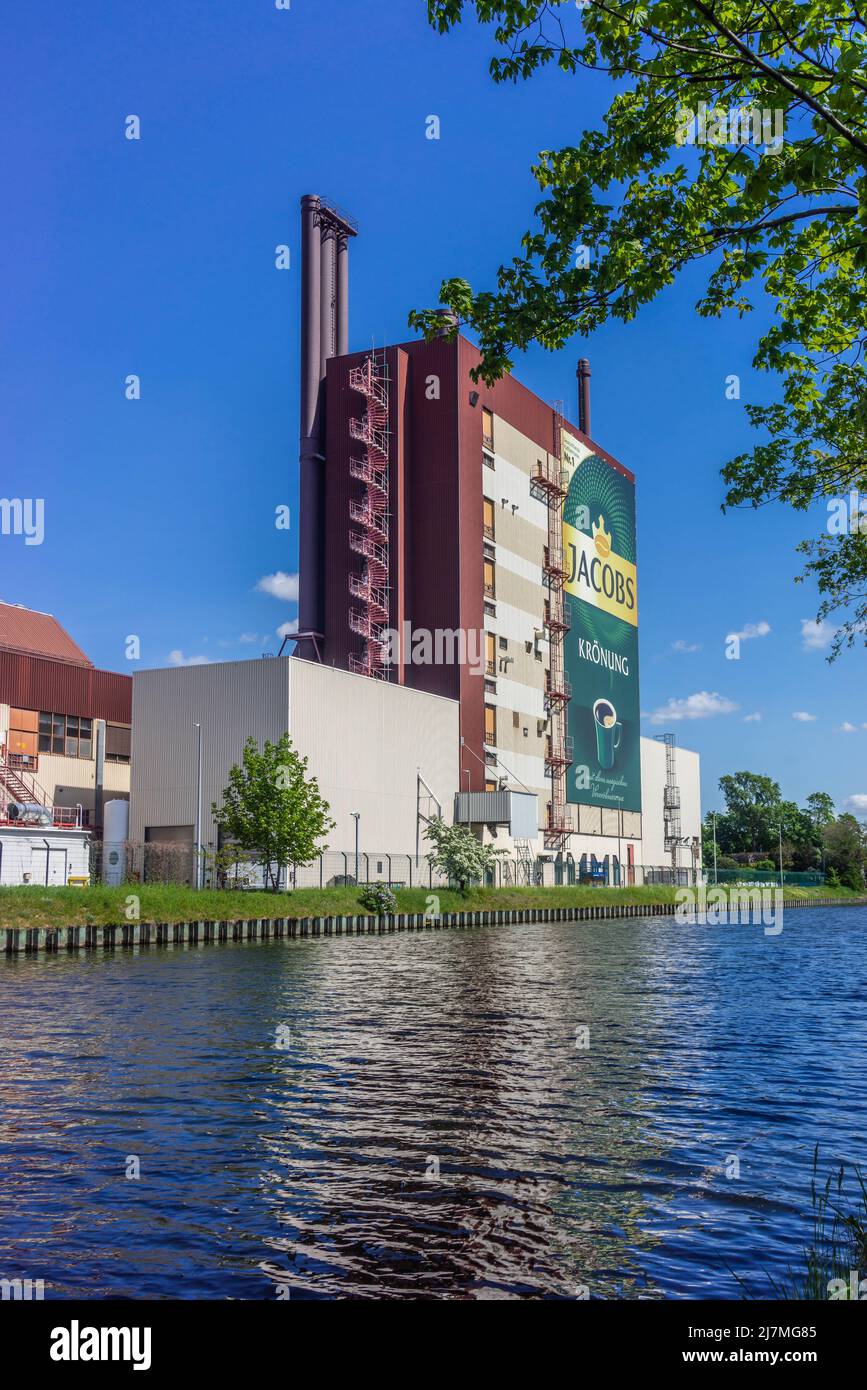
130 656 701 887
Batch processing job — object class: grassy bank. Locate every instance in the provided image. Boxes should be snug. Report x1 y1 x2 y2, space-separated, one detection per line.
0 881 861 929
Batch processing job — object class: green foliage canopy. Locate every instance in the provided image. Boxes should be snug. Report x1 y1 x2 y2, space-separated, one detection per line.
417 1 867 653
211 734 335 891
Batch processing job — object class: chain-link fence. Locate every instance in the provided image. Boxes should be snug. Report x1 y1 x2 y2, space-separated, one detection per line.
88 841 709 891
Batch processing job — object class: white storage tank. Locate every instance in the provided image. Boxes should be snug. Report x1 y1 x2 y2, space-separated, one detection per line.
102 799 130 885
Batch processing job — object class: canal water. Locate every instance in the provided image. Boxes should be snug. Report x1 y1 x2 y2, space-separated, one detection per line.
0 907 864 1300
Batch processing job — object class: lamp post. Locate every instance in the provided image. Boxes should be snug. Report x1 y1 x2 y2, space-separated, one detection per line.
778 823 784 889
351 811 360 886
193 722 203 890
712 812 718 885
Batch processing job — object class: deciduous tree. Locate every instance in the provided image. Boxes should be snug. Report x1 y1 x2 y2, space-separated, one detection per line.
416 1 867 654
212 734 334 891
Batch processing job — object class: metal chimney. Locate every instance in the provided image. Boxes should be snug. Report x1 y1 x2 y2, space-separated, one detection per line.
577 358 591 438
297 195 358 652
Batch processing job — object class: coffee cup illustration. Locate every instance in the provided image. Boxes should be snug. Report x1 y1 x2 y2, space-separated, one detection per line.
593 698 622 769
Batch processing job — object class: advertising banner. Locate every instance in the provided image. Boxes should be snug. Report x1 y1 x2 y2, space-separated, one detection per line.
561 433 641 813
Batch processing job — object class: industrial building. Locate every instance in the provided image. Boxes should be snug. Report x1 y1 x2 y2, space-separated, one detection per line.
290 194 702 878
130 656 459 883
0 601 131 884
127 194 700 887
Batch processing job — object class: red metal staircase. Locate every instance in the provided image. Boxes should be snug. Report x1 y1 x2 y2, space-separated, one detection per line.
348 352 391 680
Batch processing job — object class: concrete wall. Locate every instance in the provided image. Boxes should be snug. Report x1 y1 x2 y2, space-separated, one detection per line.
130 656 460 856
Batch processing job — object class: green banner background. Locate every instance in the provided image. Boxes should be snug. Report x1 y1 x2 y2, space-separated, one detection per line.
563 452 641 814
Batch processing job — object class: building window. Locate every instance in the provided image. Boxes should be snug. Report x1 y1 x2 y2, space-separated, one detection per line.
486 632 496 676
38 712 93 759
483 497 495 540
498 636 508 651
482 407 494 451
106 723 132 763
483 559 495 598
8 708 38 761
484 704 497 747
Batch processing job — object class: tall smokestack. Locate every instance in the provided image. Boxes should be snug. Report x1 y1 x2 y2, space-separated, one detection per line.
577 357 591 438
297 195 357 651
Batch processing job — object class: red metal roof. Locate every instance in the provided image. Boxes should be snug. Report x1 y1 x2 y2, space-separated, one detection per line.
0 602 93 667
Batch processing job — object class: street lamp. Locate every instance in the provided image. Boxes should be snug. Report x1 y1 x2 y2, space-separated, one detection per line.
351 811 360 886
712 811 718 885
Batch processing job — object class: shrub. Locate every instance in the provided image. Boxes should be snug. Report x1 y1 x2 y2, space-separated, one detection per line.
424 817 502 892
358 882 397 916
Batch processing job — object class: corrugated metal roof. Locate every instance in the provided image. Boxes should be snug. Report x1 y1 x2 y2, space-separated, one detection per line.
0 602 92 667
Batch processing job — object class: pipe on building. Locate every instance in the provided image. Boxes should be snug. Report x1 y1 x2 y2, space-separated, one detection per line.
577 358 591 438
337 234 350 357
320 222 337 380
300 194 322 450
299 195 325 640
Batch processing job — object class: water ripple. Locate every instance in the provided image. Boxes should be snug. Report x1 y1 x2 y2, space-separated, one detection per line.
0 909 864 1298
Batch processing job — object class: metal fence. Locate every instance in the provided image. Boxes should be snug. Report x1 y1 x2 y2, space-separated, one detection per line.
88 841 708 891
708 868 825 887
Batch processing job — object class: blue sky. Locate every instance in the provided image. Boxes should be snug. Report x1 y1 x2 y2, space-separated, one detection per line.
2 0 865 817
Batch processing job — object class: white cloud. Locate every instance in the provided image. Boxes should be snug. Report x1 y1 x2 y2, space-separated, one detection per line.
837 722 858 733
238 632 261 643
792 711 817 722
743 712 762 723
256 571 299 602
169 649 210 667
801 617 837 651
671 639 701 654
726 620 770 643
648 691 738 724
844 794 867 816
277 619 299 638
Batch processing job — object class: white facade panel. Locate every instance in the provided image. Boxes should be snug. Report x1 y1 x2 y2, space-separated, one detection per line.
492 455 549 530
130 658 460 857
494 544 545 589
287 660 459 853
494 676 546 722
487 600 541 646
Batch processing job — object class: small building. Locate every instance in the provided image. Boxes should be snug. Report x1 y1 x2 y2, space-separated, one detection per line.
0 824 91 886
0 601 132 833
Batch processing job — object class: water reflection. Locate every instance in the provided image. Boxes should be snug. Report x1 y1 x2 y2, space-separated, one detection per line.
0 910 864 1299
